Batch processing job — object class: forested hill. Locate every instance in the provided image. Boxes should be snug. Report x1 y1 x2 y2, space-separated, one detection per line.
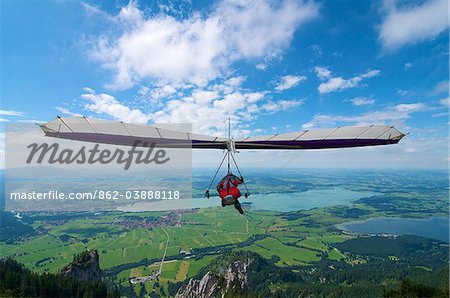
0 251 117 297
170 244 449 297
0 211 35 242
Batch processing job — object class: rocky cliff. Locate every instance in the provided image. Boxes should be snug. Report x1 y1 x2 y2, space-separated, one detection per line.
175 260 249 298
61 250 102 282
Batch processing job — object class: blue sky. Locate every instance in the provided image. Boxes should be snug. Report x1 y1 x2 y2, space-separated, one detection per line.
1 0 449 169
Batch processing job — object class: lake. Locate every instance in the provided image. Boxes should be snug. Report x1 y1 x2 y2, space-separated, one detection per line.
337 216 450 243
119 187 377 212
239 187 377 212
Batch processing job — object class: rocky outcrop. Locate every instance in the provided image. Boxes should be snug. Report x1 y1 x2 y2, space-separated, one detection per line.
175 260 249 298
223 260 248 293
176 271 219 298
61 250 102 282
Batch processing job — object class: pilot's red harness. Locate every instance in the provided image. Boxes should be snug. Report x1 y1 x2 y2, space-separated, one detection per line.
216 174 242 206
218 175 241 197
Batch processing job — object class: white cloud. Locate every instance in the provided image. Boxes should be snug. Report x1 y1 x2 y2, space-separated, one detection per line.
315 67 380 94
77 77 304 137
256 63 267 71
246 92 266 103
260 99 304 112
87 0 319 89
302 102 427 128
150 79 304 136
275 75 306 91
149 84 178 102
254 49 282 71
216 0 319 58
308 44 322 58
211 76 246 95
432 112 448 117
432 80 449 95
0 110 25 117
81 2 115 22
0 118 9 122
82 87 95 94
91 15 224 89
225 76 246 87
397 89 410 96
79 1 318 137
314 66 332 80
55 107 82 117
394 103 427 112
402 147 417 153
154 90 258 136
440 97 450 106
379 0 449 50
117 0 144 25
82 92 151 123
18 119 45 123
138 86 150 96
191 90 220 104
349 97 376 106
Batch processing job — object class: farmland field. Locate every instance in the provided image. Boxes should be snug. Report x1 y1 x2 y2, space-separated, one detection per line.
1 170 448 296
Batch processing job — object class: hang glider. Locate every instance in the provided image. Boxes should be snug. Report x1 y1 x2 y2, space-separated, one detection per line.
40 116 405 150
40 116 405 214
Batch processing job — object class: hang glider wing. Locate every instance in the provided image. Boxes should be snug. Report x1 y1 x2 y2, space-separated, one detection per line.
40 116 405 150
234 125 405 149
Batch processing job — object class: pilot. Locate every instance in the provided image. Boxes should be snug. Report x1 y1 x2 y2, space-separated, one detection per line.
216 172 244 214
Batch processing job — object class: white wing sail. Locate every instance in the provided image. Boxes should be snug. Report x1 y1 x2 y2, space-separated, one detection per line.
40 116 405 150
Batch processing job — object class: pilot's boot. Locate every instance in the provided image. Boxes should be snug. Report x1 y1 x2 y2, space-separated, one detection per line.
234 200 244 214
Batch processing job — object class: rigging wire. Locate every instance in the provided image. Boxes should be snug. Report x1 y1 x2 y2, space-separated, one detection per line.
227 150 231 174
230 151 250 196
277 150 303 171
205 116 250 198
205 150 228 195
